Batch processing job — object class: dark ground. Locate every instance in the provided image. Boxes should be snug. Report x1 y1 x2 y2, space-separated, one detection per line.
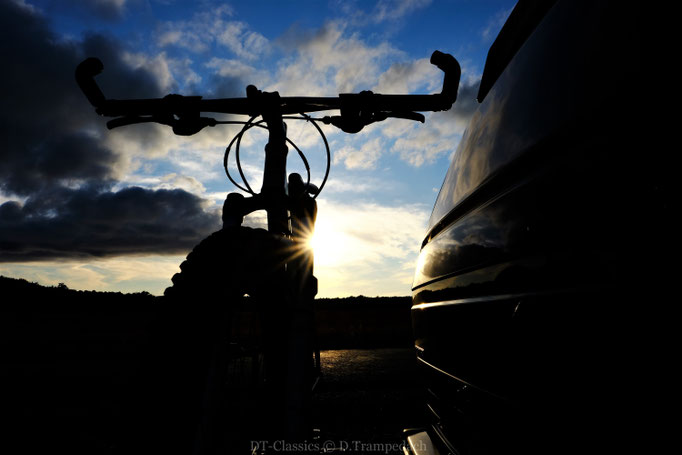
3 347 425 454
312 349 426 453
1 277 425 454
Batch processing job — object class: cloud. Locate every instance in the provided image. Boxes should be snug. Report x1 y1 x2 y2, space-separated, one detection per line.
481 6 514 42
387 77 480 167
217 21 270 61
155 8 272 96
333 136 384 170
119 50 178 93
0 1 220 262
55 0 130 21
168 57 202 88
0 2 177 196
372 0 432 23
122 173 207 195
322 176 373 194
204 57 264 97
332 0 432 26
88 0 128 20
155 5 269 60
391 122 452 167
155 5 234 53
320 200 427 264
266 35 475 171
272 21 401 95
327 73 480 170
312 198 429 297
373 57 440 94
1 6 112 195
205 58 258 80
446 77 482 125
0 186 220 261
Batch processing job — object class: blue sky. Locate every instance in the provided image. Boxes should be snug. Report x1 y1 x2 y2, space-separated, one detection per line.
0 0 516 297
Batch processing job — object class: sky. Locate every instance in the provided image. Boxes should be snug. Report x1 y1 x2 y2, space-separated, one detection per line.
0 0 517 297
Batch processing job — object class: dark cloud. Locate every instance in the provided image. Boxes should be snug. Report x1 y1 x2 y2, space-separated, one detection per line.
448 79 481 125
0 1 167 196
81 33 167 99
210 74 248 98
55 0 131 22
1 2 108 195
81 0 127 21
0 1 220 260
0 186 219 261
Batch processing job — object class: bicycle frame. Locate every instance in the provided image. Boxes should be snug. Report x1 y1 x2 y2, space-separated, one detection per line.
75 50 461 450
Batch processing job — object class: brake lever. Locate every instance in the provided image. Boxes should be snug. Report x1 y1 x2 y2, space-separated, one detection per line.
106 115 217 135
321 115 361 133
384 111 425 123
107 116 173 130
321 110 425 133
171 116 218 136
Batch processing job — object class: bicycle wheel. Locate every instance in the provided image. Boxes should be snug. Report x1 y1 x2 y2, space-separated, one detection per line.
126 226 289 455
197 294 273 455
164 225 288 301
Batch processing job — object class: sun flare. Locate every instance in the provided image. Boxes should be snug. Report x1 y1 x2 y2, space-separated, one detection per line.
307 219 349 267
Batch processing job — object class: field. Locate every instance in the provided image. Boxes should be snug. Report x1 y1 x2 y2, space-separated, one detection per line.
1 276 419 453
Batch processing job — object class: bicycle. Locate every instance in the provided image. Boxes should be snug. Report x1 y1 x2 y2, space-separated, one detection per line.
75 50 460 454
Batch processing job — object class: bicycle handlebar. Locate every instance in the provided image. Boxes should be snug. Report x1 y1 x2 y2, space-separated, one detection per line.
76 50 460 134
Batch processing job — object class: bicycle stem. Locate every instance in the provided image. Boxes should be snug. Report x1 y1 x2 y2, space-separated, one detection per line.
247 86 290 236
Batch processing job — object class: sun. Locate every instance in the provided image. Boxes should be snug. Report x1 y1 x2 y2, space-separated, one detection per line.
306 219 348 267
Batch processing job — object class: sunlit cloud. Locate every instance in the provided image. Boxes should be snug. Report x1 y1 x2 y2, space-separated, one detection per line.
217 21 270 60
120 50 177 92
332 0 432 27
271 21 401 95
322 177 373 195
333 136 384 170
372 0 432 23
121 173 207 195
390 113 458 167
154 4 235 53
155 5 269 62
168 57 202 88
205 57 259 80
373 57 441 94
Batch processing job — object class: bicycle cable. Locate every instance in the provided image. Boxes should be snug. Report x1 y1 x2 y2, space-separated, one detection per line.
223 117 311 195
219 114 330 199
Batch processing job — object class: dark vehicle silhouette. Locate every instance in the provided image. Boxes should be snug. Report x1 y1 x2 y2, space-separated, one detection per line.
405 1 654 454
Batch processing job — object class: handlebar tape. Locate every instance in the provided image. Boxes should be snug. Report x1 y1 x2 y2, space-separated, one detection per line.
75 57 106 108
